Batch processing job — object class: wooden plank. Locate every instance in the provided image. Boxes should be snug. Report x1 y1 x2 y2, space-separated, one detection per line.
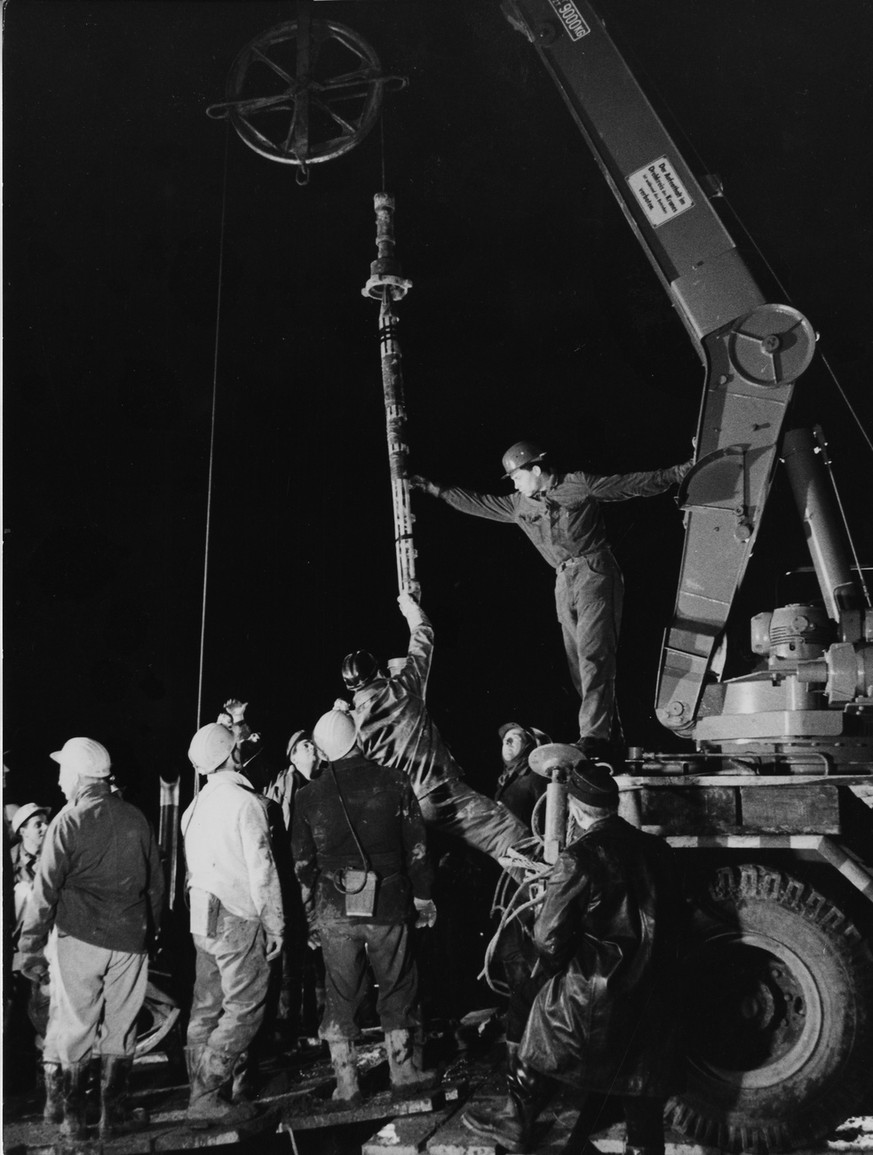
740 784 840 833
640 787 738 833
362 1108 457 1155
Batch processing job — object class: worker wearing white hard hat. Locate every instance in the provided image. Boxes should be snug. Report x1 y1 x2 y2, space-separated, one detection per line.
17 738 163 1141
181 721 284 1129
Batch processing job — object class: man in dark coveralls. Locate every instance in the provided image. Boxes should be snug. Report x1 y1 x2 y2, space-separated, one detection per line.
291 708 437 1102
412 440 693 760
463 750 685 1155
340 590 529 864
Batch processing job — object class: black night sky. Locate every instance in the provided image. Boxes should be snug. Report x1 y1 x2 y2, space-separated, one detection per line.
4 0 873 821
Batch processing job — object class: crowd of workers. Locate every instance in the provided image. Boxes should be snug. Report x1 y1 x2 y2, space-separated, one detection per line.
6 438 691 1153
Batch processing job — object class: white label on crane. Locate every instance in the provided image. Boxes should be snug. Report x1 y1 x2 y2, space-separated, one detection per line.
549 0 590 41
627 157 695 227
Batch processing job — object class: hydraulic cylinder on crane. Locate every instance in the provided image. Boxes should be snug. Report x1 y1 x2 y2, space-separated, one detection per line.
362 192 418 595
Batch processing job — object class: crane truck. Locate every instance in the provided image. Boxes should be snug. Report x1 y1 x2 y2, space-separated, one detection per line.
502 1 873 1151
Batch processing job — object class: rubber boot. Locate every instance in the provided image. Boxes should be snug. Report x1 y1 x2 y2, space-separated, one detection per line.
42 1062 64 1125
60 1060 89 1140
328 1040 361 1104
186 1045 259 1130
184 1043 206 1087
385 1028 438 1093
231 1049 256 1103
462 1057 548 1153
99 1054 149 1139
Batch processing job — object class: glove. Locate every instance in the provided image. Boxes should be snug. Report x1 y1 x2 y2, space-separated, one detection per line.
397 590 425 628
408 475 440 498
221 698 248 724
21 956 50 986
333 698 352 714
414 898 437 929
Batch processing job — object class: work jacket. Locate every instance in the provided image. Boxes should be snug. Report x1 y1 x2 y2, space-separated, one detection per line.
520 812 685 1096
182 770 284 937
291 752 432 928
352 610 464 800
18 782 163 959
495 748 547 829
438 460 691 570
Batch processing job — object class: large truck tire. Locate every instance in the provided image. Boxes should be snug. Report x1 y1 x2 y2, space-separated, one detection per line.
668 863 873 1153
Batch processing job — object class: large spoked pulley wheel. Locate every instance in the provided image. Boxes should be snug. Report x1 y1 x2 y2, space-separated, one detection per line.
206 15 406 179
669 864 873 1152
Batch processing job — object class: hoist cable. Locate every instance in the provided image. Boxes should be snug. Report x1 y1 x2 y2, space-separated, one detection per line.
194 121 232 787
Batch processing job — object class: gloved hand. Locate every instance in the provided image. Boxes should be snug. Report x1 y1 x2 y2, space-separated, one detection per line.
414 897 437 929
221 698 248 724
333 698 352 714
408 475 440 498
307 928 321 950
21 955 50 986
397 590 424 627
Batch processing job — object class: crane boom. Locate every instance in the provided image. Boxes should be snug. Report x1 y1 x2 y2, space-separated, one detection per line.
504 0 816 733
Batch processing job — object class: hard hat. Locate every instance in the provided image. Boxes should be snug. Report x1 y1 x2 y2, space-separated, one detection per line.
341 650 380 691
50 737 112 778
501 440 546 478
313 709 357 762
188 723 235 774
11 802 50 836
286 729 309 759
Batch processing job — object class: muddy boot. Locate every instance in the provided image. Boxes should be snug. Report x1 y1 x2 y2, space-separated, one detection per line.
462 1057 549 1154
186 1045 259 1130
42 1062 64 1125
60 1060 89 1140
231 1050 256 1103
385 1028 438 1092
99 1054 148 1139
328 1040 361 1104
184 1043 206 1087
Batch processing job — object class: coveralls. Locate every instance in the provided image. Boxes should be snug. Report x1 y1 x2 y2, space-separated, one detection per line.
182 770 284 1058
291 753 432 1041
17 782 163 1065
436 461 692 744
351 603 528 864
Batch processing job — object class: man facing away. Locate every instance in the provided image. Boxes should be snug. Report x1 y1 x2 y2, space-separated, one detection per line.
292 708 436 1102
412 439 693 761
340 590 529 864
17 737 164 1141
182 722 284 1128
462 752 685 1154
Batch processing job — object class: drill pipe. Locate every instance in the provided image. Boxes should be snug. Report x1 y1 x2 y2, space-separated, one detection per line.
362 192 417 594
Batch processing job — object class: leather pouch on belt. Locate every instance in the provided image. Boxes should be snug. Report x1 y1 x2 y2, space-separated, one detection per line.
341 869 378 918
189 887 221 937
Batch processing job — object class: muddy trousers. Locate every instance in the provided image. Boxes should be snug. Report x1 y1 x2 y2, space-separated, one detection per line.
418 781 528 864
318 921 419 1042
43 935 148 1064
187 910 271 1056
554 547 624 744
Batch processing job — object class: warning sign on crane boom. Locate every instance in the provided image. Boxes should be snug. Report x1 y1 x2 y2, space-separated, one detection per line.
627 156 694 227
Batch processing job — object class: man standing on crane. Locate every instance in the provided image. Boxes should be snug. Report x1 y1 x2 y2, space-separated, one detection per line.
411 440 692 761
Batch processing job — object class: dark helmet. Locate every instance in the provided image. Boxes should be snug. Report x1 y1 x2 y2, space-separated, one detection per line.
342 650 380 690
501 440 546 478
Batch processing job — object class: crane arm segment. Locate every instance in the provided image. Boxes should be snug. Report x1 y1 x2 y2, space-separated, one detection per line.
504 0 816 732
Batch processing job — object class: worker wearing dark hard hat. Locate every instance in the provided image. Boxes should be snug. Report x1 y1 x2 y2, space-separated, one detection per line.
291 708 436 1102
462 746 685 1154
17 738 163 1141
411 439 692 761
495 722 548 829
339 589 529 865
